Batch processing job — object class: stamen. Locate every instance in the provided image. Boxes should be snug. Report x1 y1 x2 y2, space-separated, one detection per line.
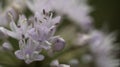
49 11 53 17
55 23 59 25
17 25 21 28
43 9 46 15
35 17 37 22
22 34 25 38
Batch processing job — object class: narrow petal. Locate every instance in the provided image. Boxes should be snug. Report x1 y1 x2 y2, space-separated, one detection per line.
0 27 20 39
46 16 61 28
15 50 24 60
6 8 18 22
51 16 61 26
18 15 28 33
40 41 51 50
9 19 18 32
18 15 26 25
47 26 56 38
34 12 43 21
28 28 39 41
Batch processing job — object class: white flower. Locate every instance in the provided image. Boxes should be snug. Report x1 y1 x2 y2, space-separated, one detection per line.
27 11 65 51
88 30 119 67
0 14 31 40
26 0 93 30
75 29 119 67
0 8 66 64
15 39 44 64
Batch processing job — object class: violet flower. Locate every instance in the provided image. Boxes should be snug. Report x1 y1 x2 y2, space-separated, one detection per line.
15 39 44 64
26 0 93 31
88 30 119 67
0 13 31 40
28 10 65 51
0 8 66 64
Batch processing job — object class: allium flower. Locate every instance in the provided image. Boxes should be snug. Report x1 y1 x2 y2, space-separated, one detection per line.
75 29 119 67
0 13 31 40
26 0 93 31
28 10 65 51
0 8 65 64
88 30 119 67
50 59 70 67
15 39 44 64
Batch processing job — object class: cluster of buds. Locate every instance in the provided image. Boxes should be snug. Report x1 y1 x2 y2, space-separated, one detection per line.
0 9 65 64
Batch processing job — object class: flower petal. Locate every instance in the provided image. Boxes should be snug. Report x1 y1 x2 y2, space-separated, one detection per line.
18 15 28 33
47 26 56 38
53 37 65 51
0 27 20 39
45 16 61 28
15 50 24 60
40 41 51 50
51 16 61 26
9 19 18 32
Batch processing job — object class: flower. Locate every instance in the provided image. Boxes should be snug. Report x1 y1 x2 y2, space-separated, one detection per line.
26 0 93 31
0 13 31 40
88 30 119 67
75 29 119 67
0 8 66 64
15 39 44 64
28 10 65 51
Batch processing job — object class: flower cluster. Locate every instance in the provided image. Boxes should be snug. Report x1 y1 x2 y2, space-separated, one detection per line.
26 0 93 31
0 9 65 64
